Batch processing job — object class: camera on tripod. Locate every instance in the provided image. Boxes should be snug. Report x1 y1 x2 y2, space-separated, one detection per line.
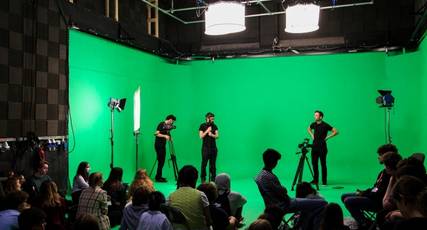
298 138 312 154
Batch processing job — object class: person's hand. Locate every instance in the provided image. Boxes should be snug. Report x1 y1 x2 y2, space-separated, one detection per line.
208 132 213 137
206 126 212 133
165 135 170 140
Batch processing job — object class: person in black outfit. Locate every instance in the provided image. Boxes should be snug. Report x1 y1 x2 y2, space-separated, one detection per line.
307 110 338 185
199 112 219 182
154 114 176 182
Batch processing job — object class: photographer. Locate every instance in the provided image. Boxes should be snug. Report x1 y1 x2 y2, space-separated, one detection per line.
154 114 176 183
307 110 338 186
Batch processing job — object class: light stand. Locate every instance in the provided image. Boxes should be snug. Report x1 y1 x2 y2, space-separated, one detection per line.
376 90 394 144
134 87 141 170
108 97 126 169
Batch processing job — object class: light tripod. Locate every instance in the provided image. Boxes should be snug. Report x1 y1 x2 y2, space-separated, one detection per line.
149 139 179 181
291 147 319 191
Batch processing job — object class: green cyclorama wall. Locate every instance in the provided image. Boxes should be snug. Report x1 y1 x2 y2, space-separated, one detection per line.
69 29 426 185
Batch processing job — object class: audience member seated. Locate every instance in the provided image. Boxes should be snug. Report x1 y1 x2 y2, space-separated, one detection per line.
391 176 427 230
128 169 155 200
120 186 151 230
72 161 90 204
341 144 397 229
23 160 52 204
381 152 403 211
215 173 247 222
103 167 127 227
33 181 67 230
248 219 273 230
319 203 350 230
296 182 324 200
18 207 47 230
258 206 285 230
255 148 327 230
137 191 172 230
4 175 22 195
197 182 237 230
168 165 211 230
73 213 101 230
0 191 30 230
77 172 110 230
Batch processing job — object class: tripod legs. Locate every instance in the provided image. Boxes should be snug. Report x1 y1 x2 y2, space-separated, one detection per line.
291 153 319 191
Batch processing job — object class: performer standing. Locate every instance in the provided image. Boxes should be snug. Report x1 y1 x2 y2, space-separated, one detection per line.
199 112 219 182
154 114 176 182
307 110 338 185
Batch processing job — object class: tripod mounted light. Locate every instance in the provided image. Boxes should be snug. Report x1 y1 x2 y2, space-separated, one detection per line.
205 1 246 36
285 0 320 33
108 98 127 112
376 90 395 108
107 97 126 169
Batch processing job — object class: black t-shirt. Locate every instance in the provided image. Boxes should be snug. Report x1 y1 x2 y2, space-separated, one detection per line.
155 121 171 146
199 122 218 149
310 121 333 145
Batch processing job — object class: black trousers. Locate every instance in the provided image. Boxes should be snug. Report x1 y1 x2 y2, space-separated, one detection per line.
155 144 166 179
201 146 217 181
311 145 328 184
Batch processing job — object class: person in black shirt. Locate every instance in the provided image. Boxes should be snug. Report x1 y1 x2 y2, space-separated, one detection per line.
199 112 219 182
154 114 176 182
307 110 338 185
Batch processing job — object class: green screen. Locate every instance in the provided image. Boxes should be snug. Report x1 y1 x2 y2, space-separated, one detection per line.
69 29 426 189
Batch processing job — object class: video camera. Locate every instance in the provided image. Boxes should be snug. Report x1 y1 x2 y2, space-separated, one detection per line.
298 138 312 154
163 124 176 131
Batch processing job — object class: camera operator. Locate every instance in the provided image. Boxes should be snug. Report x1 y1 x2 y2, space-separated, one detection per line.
307 110 338 186
154 114 176 182
199 112 219 182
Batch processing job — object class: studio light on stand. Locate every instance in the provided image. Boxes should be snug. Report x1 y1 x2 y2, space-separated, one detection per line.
376 90 395 144
133 86 141 170
108 97 127 169
205 1 246 36
285 0 320 33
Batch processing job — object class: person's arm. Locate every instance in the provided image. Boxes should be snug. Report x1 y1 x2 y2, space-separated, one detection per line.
383 176 395 210
155 130 170 140
76 175 89 189
199 126 212 139
325 127 338 140
209 130 219 139
307 126 314 139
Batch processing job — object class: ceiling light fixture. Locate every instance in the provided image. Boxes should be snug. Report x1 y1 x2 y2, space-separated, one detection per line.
285 0 320 33
205 1 246 36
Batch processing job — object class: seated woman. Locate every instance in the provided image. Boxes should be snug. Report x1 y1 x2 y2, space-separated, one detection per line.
71 161 90 204
215 173 247 222
34 181 67 230
128 169 155 200
102 167 127 227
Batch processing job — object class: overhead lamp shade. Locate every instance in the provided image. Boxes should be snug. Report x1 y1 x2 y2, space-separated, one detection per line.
285 2 320 33
205 1 246 36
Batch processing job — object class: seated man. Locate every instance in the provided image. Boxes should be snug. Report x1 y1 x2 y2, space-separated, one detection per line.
341 144 397 229
255 148 327 230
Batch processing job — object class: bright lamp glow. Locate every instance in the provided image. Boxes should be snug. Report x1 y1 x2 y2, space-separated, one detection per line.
285 2 320 33
205 1 246 36
133 86 140 132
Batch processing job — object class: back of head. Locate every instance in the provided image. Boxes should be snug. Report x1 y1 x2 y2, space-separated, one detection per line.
215 173 231 193
197 182 218 203
248 219 273 230
5 190 29 210
320 203 344 230
396 158 426 181
73 213 100 230
18 207 47 230
392 176 426 209
132 186 151 206
382 152 403 171
377 144 398 156
296 182 316 198
39 180 60 207
88 172 103 188
177 165 198 188
263 149 281 169
148 191 166 211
